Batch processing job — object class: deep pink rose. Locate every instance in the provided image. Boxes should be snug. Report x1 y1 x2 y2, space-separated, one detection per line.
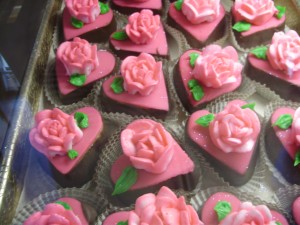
57 37 99 76
65 0 100 23
121 53 162 96
125 9 161 44
192 45 243 88
29 108 83 157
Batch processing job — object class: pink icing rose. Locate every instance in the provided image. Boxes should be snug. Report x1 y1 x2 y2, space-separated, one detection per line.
128 186 204 225
192 45 243 88
65 0 100 23
24 203 82 225
233 0 278 25
121 119 174 174
182 0 220 24
29 108 83 157
209 104 260 153
292 107 300 146
267 30 300 77
125 9 161 44
121 53 162 96
57 37 99 76
220 202 276 225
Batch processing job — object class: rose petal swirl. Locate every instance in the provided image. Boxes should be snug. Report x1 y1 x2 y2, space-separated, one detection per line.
267 30 300 77
29 108 83 157
121 53 162 96
233 0 278 25
220 202 276 225
121 119 174 174
128 186 204 225
125 9 161 44
209 104 260 153
57 37 99 76
182 0 220 24
192 45 243 88
65 0 100 23
24 203 82 225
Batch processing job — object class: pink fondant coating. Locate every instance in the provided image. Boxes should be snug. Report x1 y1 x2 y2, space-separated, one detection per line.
293 197 300 224
103 74 169 111
187 100 259 174
271 107 296 160
63 8 114 41
110 25 168 56
168 3 226 42
103 211 129 225
112 0 162 10
201 192 288 225
32 107 103 174
178 50 242 107
232 7 285 37
56 50 115 96
110 141 194 190
248 54 300 87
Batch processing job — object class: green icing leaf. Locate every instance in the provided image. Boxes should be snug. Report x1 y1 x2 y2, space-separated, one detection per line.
272 114 293 130
195 113 215 127
188 79 199 89
275 5 286 19
241 102 256 110
111 31 128 40
99 2 110 14
190 85 204 101
117 221 128 225
111 77 124 94
294 152 300 167
250 46 268 60
189 52 199 68
275 222 283 225
71 17 84 29
56 201 72 210
74 112 89 129
232 21 251 32
68 149 79 160
69 74 87 87
112 166 138 196
174 0 183 11
214 201 232 222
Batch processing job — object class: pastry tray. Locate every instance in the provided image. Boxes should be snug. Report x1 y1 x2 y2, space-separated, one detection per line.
1 0 300 224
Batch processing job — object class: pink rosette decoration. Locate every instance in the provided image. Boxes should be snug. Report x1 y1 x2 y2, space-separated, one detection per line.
29 108 83 157
24 203 82 225
267 30 300 77
57 37 99 76
121 53 162 96
182 0 220 24
220 202 275 225
192 45 243 88
128 186 204 225
125 9 161 44
233 0 278 25
209 104 260 153
65 0 100 23
292 107 300 146
121 119 174 174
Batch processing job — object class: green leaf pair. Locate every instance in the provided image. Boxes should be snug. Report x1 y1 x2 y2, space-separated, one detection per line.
188 79 204 102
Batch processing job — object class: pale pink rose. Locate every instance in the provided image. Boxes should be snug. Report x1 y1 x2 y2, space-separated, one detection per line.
65 0 100 23
192 45 242 88
125 9 161 44
121 119 174 174
267 30 300 77
182 0 220 24
292 107 300 146
121 53 162 96
220 202 275 225
233 0 278 25
209 104 260 153
29 108 83 157
57 37 99 76
24 203 82 225
128 186 203 225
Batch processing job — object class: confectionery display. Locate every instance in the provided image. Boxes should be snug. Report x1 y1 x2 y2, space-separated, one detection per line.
245 30 300 101
7 0 300 224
